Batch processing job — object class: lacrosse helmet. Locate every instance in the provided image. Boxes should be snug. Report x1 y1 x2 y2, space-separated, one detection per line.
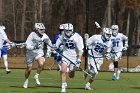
59 24 65 34
111 25 119 36
59 24 64 30
35 23 45 36
102 28 112 41
64 23 74 37
0 25 6 30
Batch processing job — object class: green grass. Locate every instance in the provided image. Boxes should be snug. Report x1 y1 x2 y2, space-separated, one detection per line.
0 69 140 93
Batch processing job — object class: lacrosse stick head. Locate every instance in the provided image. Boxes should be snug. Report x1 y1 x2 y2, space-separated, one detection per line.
95 21 101 28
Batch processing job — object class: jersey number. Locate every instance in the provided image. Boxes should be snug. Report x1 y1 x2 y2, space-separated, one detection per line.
112 41 119 47
65 40 75 49
94 43 104 53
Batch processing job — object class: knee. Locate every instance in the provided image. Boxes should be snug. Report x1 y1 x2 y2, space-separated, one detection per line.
68 71 75 78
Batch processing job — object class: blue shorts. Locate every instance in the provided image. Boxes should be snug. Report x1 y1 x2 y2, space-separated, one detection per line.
1 47 7 56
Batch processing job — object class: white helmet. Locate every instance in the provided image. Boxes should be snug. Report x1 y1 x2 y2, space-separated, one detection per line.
103 28 112 40
59 24 64 30
64 23 73 32
0 25 5 30
35 23 45 30
111 25 119 36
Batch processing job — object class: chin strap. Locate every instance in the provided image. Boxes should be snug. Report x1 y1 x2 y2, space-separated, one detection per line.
101 35 108 43
36 32 43 38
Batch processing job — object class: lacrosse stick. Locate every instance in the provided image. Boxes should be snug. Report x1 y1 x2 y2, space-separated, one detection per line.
95 21 101 28
84 33 89 50
44 42 92 77
49 62 56 70
90 49 99 71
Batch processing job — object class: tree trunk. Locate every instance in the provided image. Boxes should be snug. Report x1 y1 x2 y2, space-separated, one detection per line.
107 0 111 26
21 0 26 41
12 0 17 40
0 0 2 20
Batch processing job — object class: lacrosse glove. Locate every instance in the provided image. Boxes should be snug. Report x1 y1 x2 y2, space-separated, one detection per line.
46 50 52 58
54 53 62 62
105 53 111 60
75 59 81 68
123 44 128 51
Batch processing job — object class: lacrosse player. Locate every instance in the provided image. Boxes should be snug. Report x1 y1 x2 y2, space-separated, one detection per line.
107 25 128 80
0 25 15 73
55 23 84 93
84 28 112 90
23 23 52 88
52 24 65 71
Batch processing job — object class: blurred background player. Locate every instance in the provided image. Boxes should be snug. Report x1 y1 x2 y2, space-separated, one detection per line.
108 25 128 80
55 23 84 93
23 23 52 88
84 28 112 90
0 25 15 74
52 24 65 71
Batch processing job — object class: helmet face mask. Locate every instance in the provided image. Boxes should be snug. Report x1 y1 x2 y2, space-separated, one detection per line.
38 29 45 35
35 23 45 35
111 25 119 36
64 23 73 37
103 28 112 40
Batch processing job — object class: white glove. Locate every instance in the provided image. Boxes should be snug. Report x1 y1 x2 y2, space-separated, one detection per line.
75 59 81 68
105 53 111 60
46 50 51 58
123 44 128 50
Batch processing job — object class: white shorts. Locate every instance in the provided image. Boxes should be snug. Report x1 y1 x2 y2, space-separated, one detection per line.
25 50 45 66
111 52 122 61
61 55 77 71
88 57 103 74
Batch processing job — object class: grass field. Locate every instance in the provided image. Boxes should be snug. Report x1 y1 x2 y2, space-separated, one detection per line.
0 69 140 93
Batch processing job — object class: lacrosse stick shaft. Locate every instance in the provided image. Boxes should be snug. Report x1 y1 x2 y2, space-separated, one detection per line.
49 62 56 70
90 49 98 71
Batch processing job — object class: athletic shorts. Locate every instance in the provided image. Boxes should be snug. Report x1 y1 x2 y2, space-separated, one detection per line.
1 47 7 56
61 55 77 71
88 57 103 74
111 52 122 61
25 50 44 66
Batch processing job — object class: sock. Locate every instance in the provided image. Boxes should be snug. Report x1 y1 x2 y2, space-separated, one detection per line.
86 82 90 86
62 82 66 89
113 73 116 77
24 79 28 83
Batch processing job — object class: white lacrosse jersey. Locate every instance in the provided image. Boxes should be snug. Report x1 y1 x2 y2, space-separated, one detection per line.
26 32 52 54
0 28 8 49
111 33 128 52
56 32 84 62
87 34 112 58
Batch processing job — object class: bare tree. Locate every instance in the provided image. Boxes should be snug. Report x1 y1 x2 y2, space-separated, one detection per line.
21 0 26 41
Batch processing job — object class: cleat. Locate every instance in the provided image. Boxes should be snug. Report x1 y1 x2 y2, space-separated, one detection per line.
112 75 116 80
23 80 28 88
34 75 40 85
6 70 11 74
61 88 66 93
116 76 119 80
85 83 93 90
